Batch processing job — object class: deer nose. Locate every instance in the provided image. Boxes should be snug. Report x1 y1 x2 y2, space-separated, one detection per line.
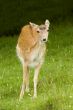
43 38 46 41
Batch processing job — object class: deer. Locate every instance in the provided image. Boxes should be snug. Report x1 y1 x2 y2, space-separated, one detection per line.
16 20 50 99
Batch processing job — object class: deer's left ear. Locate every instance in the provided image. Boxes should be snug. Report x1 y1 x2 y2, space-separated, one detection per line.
29 22 38 29
45 19 50 29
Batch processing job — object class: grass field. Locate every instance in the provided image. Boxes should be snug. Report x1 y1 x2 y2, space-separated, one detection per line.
0 21 73 110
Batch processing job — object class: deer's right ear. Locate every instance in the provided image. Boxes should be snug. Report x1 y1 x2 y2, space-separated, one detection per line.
45 20 50 29
29 22 38 28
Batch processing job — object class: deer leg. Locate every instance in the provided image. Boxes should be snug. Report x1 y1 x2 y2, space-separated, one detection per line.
20 64 29 99
33 64 41 98
25 67 30 93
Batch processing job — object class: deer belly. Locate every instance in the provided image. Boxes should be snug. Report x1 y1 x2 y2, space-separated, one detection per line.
28 58 41 68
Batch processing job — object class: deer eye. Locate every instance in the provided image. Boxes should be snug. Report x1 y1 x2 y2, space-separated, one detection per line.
37 30 40 33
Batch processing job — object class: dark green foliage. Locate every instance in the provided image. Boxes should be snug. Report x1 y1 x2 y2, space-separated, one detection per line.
0 0 73 35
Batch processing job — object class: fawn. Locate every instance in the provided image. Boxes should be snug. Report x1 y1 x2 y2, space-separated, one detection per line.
16 20 50 99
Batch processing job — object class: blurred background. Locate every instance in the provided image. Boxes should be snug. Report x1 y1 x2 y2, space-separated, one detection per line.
0 0 73 36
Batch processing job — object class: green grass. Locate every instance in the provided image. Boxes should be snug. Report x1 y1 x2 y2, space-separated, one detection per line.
0 21 73 110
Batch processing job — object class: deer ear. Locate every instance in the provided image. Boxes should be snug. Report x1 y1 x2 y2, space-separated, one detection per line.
29 22 38 28
45 19 50 29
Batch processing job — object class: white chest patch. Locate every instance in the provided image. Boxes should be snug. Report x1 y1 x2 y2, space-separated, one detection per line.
16 44 46 68
28 45 45 67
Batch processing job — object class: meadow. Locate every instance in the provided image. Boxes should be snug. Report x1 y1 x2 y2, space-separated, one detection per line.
0 21 73 110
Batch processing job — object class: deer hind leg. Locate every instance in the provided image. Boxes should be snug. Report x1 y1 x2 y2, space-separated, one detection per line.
33 64 42 98
20 64 29 99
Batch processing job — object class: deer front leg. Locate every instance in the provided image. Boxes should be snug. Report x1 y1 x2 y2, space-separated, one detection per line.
33 64 41 98
20 64 29 100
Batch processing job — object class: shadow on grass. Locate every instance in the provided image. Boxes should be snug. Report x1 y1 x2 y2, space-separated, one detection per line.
1 89 19 99
37 100 57 110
